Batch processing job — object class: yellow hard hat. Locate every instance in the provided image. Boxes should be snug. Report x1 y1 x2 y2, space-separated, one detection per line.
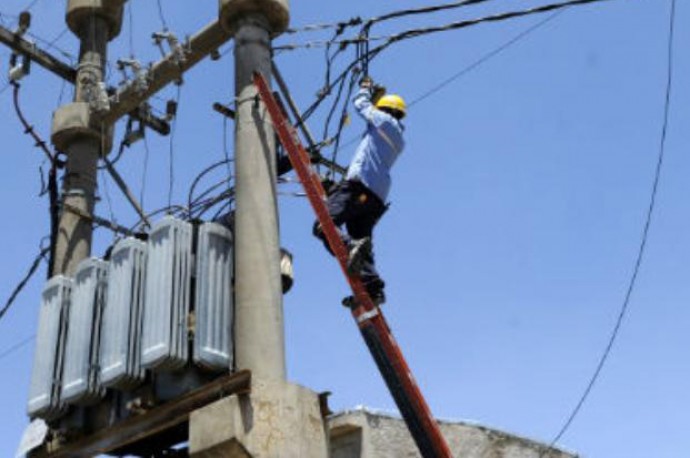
376 94 407 118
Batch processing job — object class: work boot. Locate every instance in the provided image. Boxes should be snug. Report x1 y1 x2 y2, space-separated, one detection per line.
369 289 386 305
341 290 385 309
347 237 372 274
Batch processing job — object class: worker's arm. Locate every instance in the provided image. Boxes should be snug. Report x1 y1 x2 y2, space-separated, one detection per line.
353 87 375 121
353 78 386 126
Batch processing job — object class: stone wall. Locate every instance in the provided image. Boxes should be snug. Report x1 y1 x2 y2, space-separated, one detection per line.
329 408 577 458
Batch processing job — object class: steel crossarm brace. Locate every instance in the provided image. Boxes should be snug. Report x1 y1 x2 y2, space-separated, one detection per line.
104 20 232 125
0 24 77 83
253 72 453 458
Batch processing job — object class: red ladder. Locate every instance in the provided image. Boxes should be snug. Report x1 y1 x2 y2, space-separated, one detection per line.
254 72 453 458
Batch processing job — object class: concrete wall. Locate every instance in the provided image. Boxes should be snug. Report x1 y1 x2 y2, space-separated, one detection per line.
329 408 577 458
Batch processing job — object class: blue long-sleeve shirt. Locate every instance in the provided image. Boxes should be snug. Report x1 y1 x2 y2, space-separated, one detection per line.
345 87 405 202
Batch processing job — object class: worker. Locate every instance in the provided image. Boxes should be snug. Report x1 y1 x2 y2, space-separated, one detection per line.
313 76 406 306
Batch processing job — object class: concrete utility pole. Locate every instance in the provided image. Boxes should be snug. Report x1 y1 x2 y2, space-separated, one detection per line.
51 0 125 276
190 1 330 455
232 13 285 382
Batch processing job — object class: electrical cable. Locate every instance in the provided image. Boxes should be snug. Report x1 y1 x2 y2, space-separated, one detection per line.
285 17 363 35
25 29 75 62
364 0 615 66
11 82 56 164
322 68 349 147
47 158 58 278
0 245 49 322
311 2 598 155
190 177 233 216
541 0 677 451
140 134 150 209
0 334 35 362
129 205 187 231
334 9 566 153
22 0 42 12
56 77 67 107
187 157 234 217
156 0 169 31
195 188 236 219
103 140 127 168
99 167 116 232
409 9 564 107
127 0 134 57
326 70 359 176
11 82 61 274
167 85 181 211
222 116 233 205
298 0 614 124
365 0 492 27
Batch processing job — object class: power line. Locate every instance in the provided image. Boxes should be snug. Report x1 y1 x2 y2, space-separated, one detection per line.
409 9 564 107
0 245 49 322
332 9 566 153
543 0 677 451
127 0 134 57
156 0 169 31
99 167 116 231
283 0 492 37
140 133 151 209
167 85 181 210
299 0 613 132
285 16 363 35
365 0 614 63
22 0 42 12
366 0 491 25
0 334 35 362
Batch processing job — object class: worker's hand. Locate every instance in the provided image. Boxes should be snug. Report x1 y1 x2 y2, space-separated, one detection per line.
359 76 373 89
372 84 386 104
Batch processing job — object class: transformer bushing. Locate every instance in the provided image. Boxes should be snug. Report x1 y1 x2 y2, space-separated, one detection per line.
219 0 289 36
66 0 125 41
52 103 113 155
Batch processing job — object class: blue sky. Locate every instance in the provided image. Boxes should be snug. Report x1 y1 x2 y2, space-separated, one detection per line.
0 1 687 457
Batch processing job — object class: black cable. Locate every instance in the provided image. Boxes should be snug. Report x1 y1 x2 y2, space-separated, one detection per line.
190 179 232 216
320 18 358 101
366 0 614 66
0 246 49 322
140 134 150 209
195 188 236 219
22 0 42 12
301 0 614 124
322 68 349 146
25 30 75 62
0 334 35 362
99 167 116 232
129 205 187 231
285 16 363 35
210 200 233 221
409 9 564 107
365 0 492 27
542 0 676 451
11 83 56 164
104 140 128 168
328 70 359 176
167 85 181 211
156 0 169 31
11 82 61 274
187 158 233 216
47 160 58 278
222 116 233 207
127 0 135 57
335 9 566 154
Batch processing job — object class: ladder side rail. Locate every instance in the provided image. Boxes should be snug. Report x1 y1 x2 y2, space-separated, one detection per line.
253 72 453 458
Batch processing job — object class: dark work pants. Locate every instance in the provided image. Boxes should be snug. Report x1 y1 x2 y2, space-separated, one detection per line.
314 180 387 293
